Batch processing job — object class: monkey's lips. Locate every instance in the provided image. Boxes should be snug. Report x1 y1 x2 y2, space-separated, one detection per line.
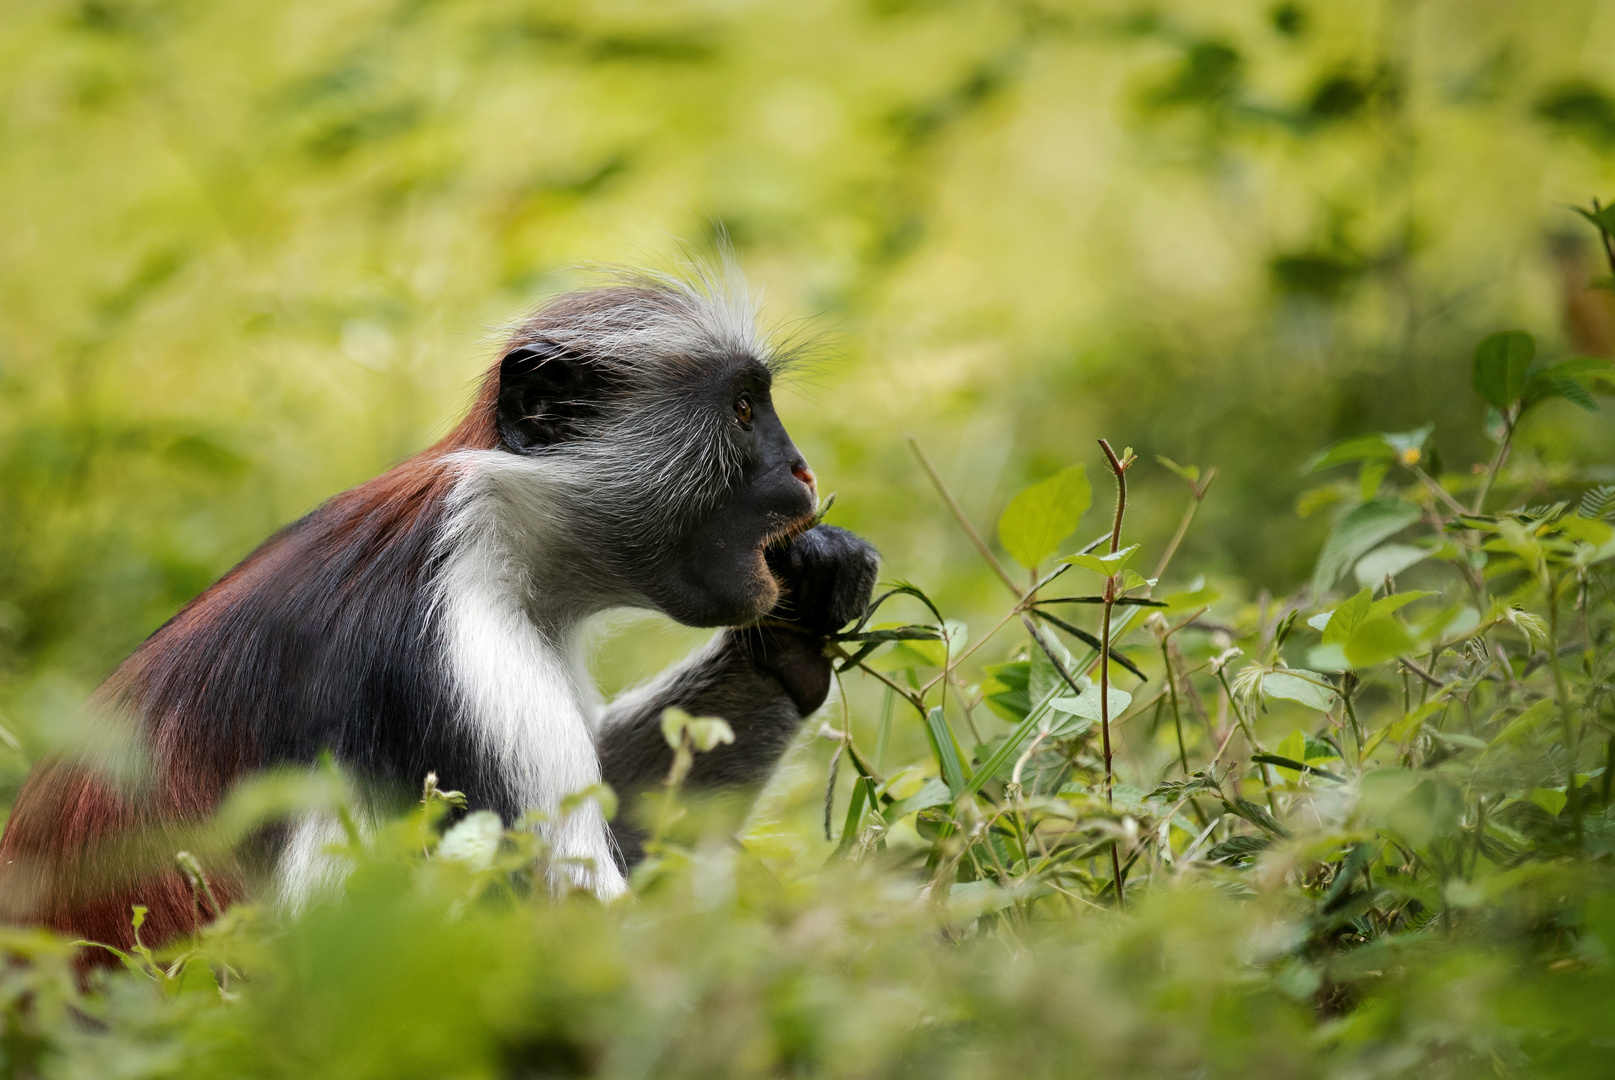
761 511 819 555
752 511 819 611
759 511 820 576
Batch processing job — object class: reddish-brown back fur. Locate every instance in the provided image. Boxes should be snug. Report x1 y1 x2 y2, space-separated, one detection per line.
0 363 505 968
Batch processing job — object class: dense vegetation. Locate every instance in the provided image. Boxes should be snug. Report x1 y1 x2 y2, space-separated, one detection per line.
3 1 1615 1077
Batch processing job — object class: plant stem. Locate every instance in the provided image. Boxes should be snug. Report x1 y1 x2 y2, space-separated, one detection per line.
874 686 895 771
1097 439 1131 910
1162 639 1190 776
1342 675 1365 762
1603 734 1613 809
1471 412 1514 514
1411 466 1468 516
833 644 927 718
1151 468 1216 581
1101 601 1117 810
1217 668 1279 814
1545 569 1583 850
907 435 1022 598
1099 440 1127 555
1593 197 1615 278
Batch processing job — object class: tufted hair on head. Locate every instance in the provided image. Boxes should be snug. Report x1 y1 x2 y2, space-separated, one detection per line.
502 257 799 385
440 258 814 576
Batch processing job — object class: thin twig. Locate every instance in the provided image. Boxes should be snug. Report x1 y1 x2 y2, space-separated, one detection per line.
830 644 927 717
907 435 1022 597
1471 412 1515 515
1151 468 1216 581
1097 438 1133 909
1411 466 1467 516
1399 656 1444 689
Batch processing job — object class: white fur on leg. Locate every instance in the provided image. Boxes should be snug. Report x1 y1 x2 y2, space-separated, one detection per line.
274 813 358 916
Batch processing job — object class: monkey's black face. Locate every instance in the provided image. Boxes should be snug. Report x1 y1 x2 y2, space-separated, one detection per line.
495 343 818 627
642 366 819 627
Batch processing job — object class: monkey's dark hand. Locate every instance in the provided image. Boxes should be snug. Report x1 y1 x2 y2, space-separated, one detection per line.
744 525 879 715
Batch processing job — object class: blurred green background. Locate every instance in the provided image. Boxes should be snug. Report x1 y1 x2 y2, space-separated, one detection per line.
2 0 1614 800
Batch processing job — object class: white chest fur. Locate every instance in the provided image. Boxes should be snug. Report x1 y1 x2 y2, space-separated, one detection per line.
434 451 627 897
273 453 627 910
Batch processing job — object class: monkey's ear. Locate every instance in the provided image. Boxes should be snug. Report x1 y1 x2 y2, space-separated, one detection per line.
496 344 609 453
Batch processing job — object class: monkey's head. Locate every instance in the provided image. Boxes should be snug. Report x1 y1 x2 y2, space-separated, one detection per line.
485 270 821 627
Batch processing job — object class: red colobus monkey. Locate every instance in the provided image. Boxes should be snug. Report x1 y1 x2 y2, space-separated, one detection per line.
0 269 879 956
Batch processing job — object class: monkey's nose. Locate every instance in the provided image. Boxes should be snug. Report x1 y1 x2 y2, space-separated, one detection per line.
792 463 816 491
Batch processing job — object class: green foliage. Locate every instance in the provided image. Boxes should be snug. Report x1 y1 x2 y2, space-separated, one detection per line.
995 465 1091 569
1473 330 1537 410
1310 499 1422 596
5 0 1615 1076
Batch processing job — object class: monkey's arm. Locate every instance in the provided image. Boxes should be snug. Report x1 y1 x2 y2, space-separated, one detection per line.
594 627 817 793
596 525 877 861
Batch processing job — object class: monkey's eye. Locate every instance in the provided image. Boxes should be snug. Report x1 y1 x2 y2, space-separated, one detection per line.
734 395 754 427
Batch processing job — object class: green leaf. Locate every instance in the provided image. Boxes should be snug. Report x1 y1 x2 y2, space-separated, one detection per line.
559 783 618 822
1307 644 1349 672
1472 330 1535 410
1322 588 1373 646
1160 580 1219 613
980 660 1031 723
1524 370 1601 413
1274 729 1306 765
1367 590 1435 618
1297 484 1344 518
1032 610 1150 681
997 466 1092 568
1353 543 1430 589
1044 711 1096 739
1207 834 1272 865
1528 787 1567 816
883 777 952 820
1579 484 1615 521
1229 798 1289 838
831 776 872 855
924 707 972 795
958 681 1071 802
1311 499 1421 597
1156 455 1200 482
1538 356 1615 380
1303 733 1342 762
869 620 968 670
1119 568 1155 593
1575 203 1615 235
1487 698 1557 747
1262 670 1337 712
1302 433 1396 474
1061 543 1139 576
1146 771 1222 800
1358 461 1390 501
1028 631 1077 710
1049 684 1133 724
839 624 943 643
1342 617 1415 667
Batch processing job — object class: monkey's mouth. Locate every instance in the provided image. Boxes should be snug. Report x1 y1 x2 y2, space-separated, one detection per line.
751 511 818 609
760 511 818 557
